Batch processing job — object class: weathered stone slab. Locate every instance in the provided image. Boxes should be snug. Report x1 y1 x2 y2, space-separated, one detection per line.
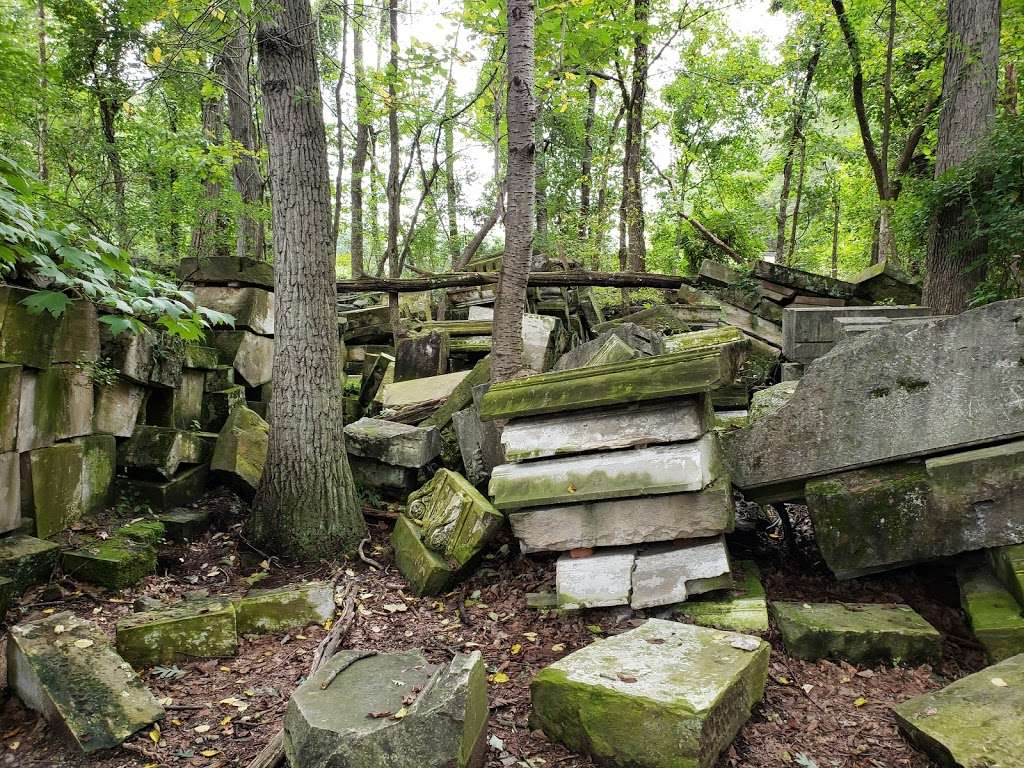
179 256 274 288
725 300 1024 497
467 305 493 320
211 405 268 499
7 611 164 752
17 366 93 451
772 601 941 665
119 426 213 480
556 547 635 609
753 260 856 300
148 341 185 389
711 382 748 409
676 560 768 632
698 260 743 287
115 463 210 510
807 440 1024 579
892 652 1024 768
62 535 156 588
50 299 100 364
376 370 470 410
236 581 334 635
100 326 154 384
183 344 220 369
510 477 733 554
349 457 417 495
501 397 707 463
481 347 735 422
158 509 211 541
789 295 845 307
490 435 719 510
593 305 692 336
452 383 503 486
116 598 238 667
717 300 783 349
631 535 732 609
74 434 116 517
193 286 274 335
989 543 1024 609
748 381 797 425
0 452 21 534
345 418 440 468
284 650 487 768
419 355 490 430
201 385 246 431
957 558 1024 663
394 330 449 382
0 534 59 591
0 363 20 452
554 323 664 371
782 305 935 363
30 443 84 538
850 259 921 305
531 619 769 768
714 410 749 430
661 325 745 355
358 352 393 410
93 381 146 437
210 330 273 387
521 313 561 372
0 286 60 368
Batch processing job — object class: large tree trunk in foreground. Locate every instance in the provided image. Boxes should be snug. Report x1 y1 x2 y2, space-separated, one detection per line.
350 0 369 277
923 0 1001 314
251 0 365 559
491 0 536 382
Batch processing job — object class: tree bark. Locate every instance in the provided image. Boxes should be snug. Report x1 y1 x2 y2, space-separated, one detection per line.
922 0 1001 314
624 0 649 272
385 0 402 341
250 0 365 559
190 90 227 259
96 83 127 247
36 0 48 181
491 0 536 381
1004 61 1018 116
579 77 597 239
786 134 808 264
331 0 349 249
444 81 459 265
349 0 369 277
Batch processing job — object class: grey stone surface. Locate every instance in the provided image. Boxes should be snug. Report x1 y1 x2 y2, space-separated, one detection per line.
344 418 441 468
118 426 213 480
748 382 797 425
284 650 488 768
192 286 274 335
210 330 274 388
178 256 274 289
16 366 93 451
211 405 269 499
725 300 1024 498
394 331 450 382
93 381 146 437
698 260 743 287
782 305 935 364
0 452 20 534
556 548 636 609
521 313 562 372
349 456 418 495
75 434 116 516
377 370 470 410
631 535 732 609
0 363 19 452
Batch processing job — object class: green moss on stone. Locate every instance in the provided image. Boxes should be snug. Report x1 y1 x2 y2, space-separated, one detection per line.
235 581 334 635
0 534 60 591
676 561 768 633
957 558 1024 663
115 598 238 667
61 535 156 589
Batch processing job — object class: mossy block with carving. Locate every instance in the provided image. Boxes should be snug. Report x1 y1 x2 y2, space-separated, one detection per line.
391 514 458 596
115 598 238 668
235 581 335 635
0 534 60 591
61 535 157 589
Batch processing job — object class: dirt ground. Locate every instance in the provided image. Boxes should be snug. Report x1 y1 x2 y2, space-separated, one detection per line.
0 489 985 768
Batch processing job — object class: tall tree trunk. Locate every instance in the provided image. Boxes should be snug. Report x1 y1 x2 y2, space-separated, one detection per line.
444 82 459 265
385 0 401 340
36 0 48 181
775 38 821 262
922 0 1001 314
786 134 807 264
535 118 549 242
831 183 840 278
1004 61 1018 116
250 0 365 559
491 0 535 382
189 92 227 259
96 86 127 247
331 0 348 248
349 0 369 277
220 28 265 261
579 77 597 239
624 0 649 272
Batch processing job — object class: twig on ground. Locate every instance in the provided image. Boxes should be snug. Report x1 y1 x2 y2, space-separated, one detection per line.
358 537 384 571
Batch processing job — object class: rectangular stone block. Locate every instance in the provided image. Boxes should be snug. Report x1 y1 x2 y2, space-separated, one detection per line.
0 363 20 452
957 558 1024 663
418 355 490 430
193 286 274 335
210 330 273 387
500 397 707 463
394 330 449 382
521 313 561 372
183 344 220 369
17 366 93 451
631 535 732 609
115 463 210 510
211 405 268 499
675 560 769 633
592 305 694 336
349 457 417 496
30 443 84 538
344 417 440 468
179 256 274 288
850 259 921 305
717 300 782 349
61 535 156 588
391 514 459 595
752 260 856 300
201 385 246 431
116 598 238 667
50 299 100 364
0 534 60 591
235 581 334 635
0 286 60 368
376 370 471 410
782 305 935 363
118 426 213 480
509 477 734 553
7 611 164 753
93 381 145 437
74 434 116 517
989 543 1024 609
490 435 720 510
554 323 663 371
100 327 154 384
158 509 210 541
0 452 20 534
556 547 635 609
698 260 742 287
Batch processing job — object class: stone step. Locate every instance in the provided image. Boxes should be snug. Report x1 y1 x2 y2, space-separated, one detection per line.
957 558 1024 664
344 417 440 468
8 611 164 753
490 435 720 510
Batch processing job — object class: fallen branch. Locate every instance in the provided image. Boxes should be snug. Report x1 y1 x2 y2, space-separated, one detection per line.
358 537 384 571
336 270 689 293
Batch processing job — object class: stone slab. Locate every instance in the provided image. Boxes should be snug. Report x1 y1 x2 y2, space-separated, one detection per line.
892 652 1024 768
115 463 210 510
772 601 942 665
782 305 935 363
62 535 156 588
725 300 1024 496
752 260 856 300
30 443 84 538
510 477 734 553
158 509 211 541
592 305 693 336
698 260 743 287
116 598 238 667
556 547 636 609
345 418 440 468
211 405 268 499
850 259 921 305
0 363 21 451
676 560 769 632
377 370 471 410
500 397 706 463
210 330 273 387
119 426 213 480
530 619 769 768
236 581 335 635
418 355 490 430
349 457 418 496
490 435 719 510
193 286 274 335
17 366 93 451
631 535 732 609
7 611 164 753
0 286 60 368
521 313 561 372
179 256 274 289
93 381 146 437
1 452 20 534
554 323 664 371
201 386 246 431
957 558 1024 664
0 534 59 591
100 327 154 384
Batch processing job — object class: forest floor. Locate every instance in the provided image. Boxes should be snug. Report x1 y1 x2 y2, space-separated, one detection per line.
0 489 985 768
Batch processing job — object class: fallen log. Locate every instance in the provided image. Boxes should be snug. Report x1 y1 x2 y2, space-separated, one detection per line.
336 270 689 293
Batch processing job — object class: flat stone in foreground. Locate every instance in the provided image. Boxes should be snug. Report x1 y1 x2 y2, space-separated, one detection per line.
236 581 335 635
284 649 487 768
7 611 164 752
530 619 769 768
772 601 941 665
893 652 1024 768
0 534 60 591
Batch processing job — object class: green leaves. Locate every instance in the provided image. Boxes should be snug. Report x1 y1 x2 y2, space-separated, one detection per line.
20 290 73 317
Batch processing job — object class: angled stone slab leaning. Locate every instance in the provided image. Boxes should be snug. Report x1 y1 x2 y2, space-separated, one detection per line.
376 370 471 410
344 417 440 468
725 300 1024 500
7 611 164 753
892 652 1024 768
210 330 274 388
211 405 269 499
553 322 664 371
530 619 769 768
752 260 857 300
490 435 720 510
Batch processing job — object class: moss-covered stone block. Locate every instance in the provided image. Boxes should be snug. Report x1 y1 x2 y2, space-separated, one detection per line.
117 519 165 546
1 451 20 535
235 581 334 635
30 442 84 538
61 535 156 589
118 425 213 480
16 365 93 451
201 385 246 431
676 560 769 633
51 300 100 365
772 601 941 665
530 619 769 768
211 405 268 499
74 434 116 516
406 469 503 567
204 365 235 392
0 286 60 368
391 514 459 596
92 381 146 438
892 652 1024 768
116 463 211 510
350 456 418 496
115 598 238 667
0 575 16 615
345 417 441 468
0 363 21 452
183 344 220 370
210 330 273 388
0 534 59 591
989 543 1024 609
7 611 164 753
158 509 210 541
957 558 1024 664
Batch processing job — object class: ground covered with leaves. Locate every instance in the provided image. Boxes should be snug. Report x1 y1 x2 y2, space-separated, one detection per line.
0 491 984 768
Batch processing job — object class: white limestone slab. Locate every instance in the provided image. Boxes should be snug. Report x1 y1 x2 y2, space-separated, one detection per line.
631 535 731 609
556 547 635 609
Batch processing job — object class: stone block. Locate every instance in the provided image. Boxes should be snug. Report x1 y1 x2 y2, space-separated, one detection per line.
376 370 471 410
892 652 1024 768
850 259 921 305
989 543 1024 609
201 385 246 431
30 443 84 538
62 535 156 588
779 362 803 382
358 352 393 410
7 611 164 753
210 330 273 387
711 382 748 409
49 299 100 365
344 418 440 468
631 535 732 609
957 558 1024 663
593 305 692 336
0 286 60 368
0 534 60 591
501 397 707 463
100 326 154 384
235 581 335 635
748 381 797 425
115 463 210 510
772 601 941 665
158 509 211 541
203 365 234 393
554 323 664 371
391 515 459 596
676 560 769 633
718 300 782 349
530 619 769 768
178 256 274 289
467 305 493 320
183 344 220 369
349 457 417 496
555 547 635 609
394 330 449 382
698 260 743 287
119 426 213 480
782 305 935 364
193 286 274 335
725 300 1024 498
93 381 146 437
284 650 487 768
490 435 720 510
115 598 238 667
0 363 20 451
510 477 734 553
714 410 749 429
17 365 93 451
521 313 561 372
211 405 268 499
148 341 185 389
74 434 116 516
0 452 21 534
